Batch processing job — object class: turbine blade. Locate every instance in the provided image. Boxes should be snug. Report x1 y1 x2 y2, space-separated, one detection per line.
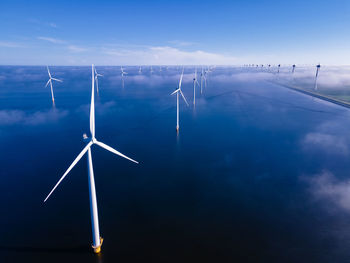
95 140 139 164
171 88 180 95
180 90 189 106
47 66 51 78
179 70 184 89
51 78 63 82
45 79 50 88
44 142 92 202
90 65 95 138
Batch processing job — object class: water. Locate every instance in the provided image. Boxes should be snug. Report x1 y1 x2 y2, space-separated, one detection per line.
1 66 350 262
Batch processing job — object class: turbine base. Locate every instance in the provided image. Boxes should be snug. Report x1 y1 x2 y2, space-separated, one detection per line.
92 237 103 254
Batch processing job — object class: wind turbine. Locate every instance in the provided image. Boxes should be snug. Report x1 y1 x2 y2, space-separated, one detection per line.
314 64 321 90
200 68 206 94
277 64 281 74
45 66 62 104
44 64 138 254
150 66 154 74
171 69 189 132
94 67 103 94
139 66 142 74
121 66 128 77
193 68 199 106
292 64 296 73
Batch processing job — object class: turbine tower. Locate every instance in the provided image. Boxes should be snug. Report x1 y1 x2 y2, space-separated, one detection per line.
171 68 189 132
44 65 138 253
193 68 199 106
45 66 62 104
277 64 281 74
315 64 321 90
292 64 296 73
200 68 204 94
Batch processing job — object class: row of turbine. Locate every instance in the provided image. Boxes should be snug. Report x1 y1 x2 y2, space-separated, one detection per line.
250 63 322 90
44 65 212 105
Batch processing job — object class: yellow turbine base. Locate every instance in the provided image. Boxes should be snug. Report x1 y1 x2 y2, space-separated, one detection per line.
92 237 103 254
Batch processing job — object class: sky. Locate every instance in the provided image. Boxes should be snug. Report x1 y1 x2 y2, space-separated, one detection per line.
1 0 350 65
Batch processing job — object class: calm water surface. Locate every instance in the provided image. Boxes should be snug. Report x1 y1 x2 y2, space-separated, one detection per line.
1 66 350 262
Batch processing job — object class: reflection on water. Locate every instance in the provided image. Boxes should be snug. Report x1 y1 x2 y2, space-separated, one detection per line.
1 66 350 262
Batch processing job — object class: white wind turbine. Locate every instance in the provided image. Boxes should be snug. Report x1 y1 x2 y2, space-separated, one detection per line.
121 66 128 77
44 64 138 254
139 66 142 73
45 66 62 104
171 69 189 132
94 67 103 94
200 68 206 94
193 68 199 106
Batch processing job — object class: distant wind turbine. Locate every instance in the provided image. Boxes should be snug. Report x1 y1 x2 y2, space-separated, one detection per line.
277 64 281 74
44 64 138 253
193 68 199 106
150 66 154 74
171 69 189 132
139 66 142 73
292 64 296 73
45 66 62 104
121 66 128 77
314 64 321 90
94 67 103 94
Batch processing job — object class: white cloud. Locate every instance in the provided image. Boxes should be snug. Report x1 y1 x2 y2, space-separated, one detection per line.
102 46 237 65
302 132 348 155
167 40 196 47
0 41 24 48
0 109 68 125
67 45 88 53
304 171 350 212
37 36 66 44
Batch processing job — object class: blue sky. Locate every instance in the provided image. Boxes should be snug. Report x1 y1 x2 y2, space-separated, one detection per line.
1 0 350 65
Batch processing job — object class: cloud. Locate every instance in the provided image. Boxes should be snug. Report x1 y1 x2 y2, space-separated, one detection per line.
103 46 237 65
37 37 88 53
0 41 24 48
0 109 68 125
302 132 348 155
167 40 196 47
37 36 66 44
300 116 350 156
304 171 350 212
67 45 88 53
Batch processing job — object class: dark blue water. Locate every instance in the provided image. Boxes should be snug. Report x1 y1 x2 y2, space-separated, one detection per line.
1 66 350 262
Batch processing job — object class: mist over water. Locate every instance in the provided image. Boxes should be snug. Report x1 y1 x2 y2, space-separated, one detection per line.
1 66 350 262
